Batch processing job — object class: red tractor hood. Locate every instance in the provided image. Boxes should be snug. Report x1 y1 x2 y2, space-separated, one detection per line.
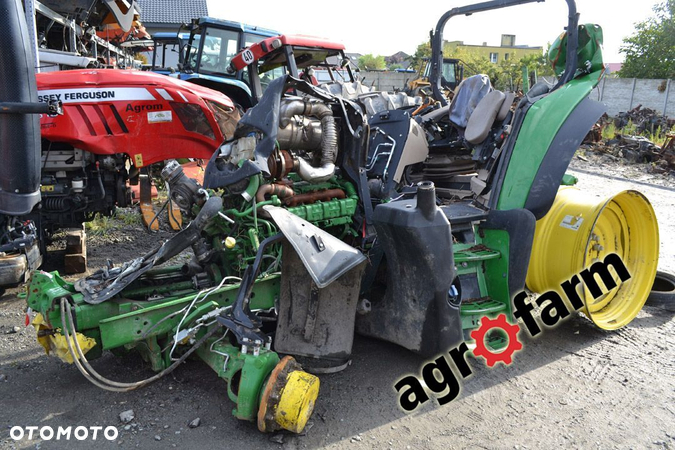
36 69 237 167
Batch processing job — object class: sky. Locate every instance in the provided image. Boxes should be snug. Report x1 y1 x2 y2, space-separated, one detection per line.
207 0 662 63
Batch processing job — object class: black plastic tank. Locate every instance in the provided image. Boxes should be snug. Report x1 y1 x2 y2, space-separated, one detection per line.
0 0 42 215
357 181 463 357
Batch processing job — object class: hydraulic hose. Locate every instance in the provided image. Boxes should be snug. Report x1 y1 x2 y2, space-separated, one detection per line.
60 298 219 392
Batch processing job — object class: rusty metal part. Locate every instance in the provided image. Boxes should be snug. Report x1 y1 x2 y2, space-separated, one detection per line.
267 149 294 180
411 98 435 116
284 189 345 207
167 200 183 231
256 184 295 203
257 356 302 433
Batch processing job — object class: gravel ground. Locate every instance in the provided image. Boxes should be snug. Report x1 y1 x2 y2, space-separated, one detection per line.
0 160 673 450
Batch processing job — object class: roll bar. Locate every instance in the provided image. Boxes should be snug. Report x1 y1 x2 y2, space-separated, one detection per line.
430 0 579 104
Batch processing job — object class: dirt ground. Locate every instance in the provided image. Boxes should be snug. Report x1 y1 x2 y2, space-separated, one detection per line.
1 157 673 450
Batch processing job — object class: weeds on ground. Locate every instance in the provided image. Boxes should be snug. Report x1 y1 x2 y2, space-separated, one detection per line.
601 120 674 147
115 209 142 226
85 214 116 236
85 209 142 236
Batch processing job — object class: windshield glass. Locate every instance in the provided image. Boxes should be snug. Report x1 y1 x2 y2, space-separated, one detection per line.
152 40 182 70
196 28 240 75
258 64 287 94
442 61 456 84
241 32 273 83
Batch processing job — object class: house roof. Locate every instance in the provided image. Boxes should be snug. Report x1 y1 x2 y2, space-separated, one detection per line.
137 0 208 24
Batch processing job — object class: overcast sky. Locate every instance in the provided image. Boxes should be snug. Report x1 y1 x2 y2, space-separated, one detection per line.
207 0 662 63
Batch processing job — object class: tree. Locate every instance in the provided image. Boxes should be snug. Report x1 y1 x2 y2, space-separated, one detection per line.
358 54 386 71
406 38 556 91
407 41 432 73
619 0 675 79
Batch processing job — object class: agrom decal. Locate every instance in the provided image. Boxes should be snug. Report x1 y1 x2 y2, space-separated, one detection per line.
125 103 164 113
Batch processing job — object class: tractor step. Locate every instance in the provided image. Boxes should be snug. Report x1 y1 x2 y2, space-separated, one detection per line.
454 246 501 263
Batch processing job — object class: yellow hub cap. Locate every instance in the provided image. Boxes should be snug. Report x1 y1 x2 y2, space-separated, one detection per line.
274 370 320 433
258 356 320 434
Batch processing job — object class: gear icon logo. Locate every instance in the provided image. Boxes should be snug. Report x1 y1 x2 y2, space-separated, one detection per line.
470 314 523 367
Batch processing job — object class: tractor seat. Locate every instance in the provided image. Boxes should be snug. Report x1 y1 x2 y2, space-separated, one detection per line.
446 74 515 146
464 91 515 145
448 74 492 129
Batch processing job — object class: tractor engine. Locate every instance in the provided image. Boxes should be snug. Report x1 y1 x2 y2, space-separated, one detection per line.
39 143 130 230
35 69 240 233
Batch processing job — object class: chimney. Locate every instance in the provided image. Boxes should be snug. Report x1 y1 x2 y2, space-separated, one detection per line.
501 34 516 47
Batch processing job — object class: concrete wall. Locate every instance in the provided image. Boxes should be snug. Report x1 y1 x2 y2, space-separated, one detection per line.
362 71 675 119
591 78 674 117
359 71 415 92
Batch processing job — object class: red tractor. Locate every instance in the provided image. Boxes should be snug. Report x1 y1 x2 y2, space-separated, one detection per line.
227 34 357 103
228 34 419 118
36 68 239 237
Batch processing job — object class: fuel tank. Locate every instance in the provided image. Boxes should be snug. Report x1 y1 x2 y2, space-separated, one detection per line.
36 69 239 167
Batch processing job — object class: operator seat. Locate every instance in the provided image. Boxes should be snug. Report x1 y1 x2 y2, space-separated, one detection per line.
444 74 515 146
465 91 516 144
448 74 492 129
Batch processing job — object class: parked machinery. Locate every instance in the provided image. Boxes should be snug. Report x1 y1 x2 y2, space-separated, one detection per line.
35 68 240 233
23 0 659 436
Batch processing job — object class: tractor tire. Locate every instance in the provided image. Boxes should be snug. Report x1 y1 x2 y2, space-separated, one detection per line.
647 271 675 310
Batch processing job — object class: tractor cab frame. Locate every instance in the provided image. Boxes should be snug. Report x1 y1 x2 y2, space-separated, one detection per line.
149 32 189 75
229 34 356 105
179 17 279 109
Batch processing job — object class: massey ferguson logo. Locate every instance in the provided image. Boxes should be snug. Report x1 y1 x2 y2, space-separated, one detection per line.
37 87 155 104
38 90 115 102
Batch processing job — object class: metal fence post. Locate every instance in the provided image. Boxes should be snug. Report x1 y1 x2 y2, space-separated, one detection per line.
663 79 671 116
628 78 637 110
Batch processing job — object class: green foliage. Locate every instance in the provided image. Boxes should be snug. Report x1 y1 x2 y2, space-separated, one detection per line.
619 0 675 79
407 41 432 73
86 209 142 236
439 43 554 92
601 120 675 147
388 63 403 71
601 122 617 140
115 209 142 226
85 214 116 236
358 54 386 71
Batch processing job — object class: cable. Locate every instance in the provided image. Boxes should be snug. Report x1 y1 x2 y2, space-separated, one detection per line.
166 182 183 231
168 276 242 361
146 198 169 233
60 298 219 392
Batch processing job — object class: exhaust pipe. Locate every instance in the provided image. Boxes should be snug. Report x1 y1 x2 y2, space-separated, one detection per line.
0 0 42 215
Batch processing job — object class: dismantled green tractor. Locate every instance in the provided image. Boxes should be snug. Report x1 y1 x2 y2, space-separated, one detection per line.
24 0 659 434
